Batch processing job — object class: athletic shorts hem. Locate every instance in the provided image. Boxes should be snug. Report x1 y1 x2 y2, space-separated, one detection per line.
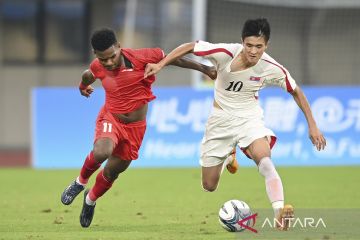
199 156 224 167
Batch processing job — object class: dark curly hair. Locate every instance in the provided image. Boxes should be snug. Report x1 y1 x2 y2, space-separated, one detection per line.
91 28 117 51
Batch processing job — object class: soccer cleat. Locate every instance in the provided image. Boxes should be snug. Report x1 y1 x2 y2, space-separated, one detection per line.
80 189 96 228
276 204 294 231
226 148 239 174
61 180 85 205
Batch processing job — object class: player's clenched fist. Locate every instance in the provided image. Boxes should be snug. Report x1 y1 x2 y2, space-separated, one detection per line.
79 85 94 98
79 69 96 98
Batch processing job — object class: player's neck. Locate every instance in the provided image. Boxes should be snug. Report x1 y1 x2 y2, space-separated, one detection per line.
235 51 256 70
118 53 126 69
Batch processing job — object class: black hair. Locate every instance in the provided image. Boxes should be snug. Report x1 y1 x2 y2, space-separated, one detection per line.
91 28 117 51
242 18 270 42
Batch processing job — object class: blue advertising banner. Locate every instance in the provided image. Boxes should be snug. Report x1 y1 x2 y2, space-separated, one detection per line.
32 87 360 168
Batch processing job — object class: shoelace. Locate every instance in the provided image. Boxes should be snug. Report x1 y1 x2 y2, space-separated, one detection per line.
67 183 83 195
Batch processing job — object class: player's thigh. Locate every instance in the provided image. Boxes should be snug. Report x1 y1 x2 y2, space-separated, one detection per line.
245 137 271 165
93 109 119 160
114 120 146 160
200 109 237 167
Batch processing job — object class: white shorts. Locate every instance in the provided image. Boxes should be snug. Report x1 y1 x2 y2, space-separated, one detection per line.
200 107 276 167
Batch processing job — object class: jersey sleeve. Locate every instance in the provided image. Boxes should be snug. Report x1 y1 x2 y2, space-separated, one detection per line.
262 59 297 93
193 40 237 69
142 48 165 64
89 59 105 80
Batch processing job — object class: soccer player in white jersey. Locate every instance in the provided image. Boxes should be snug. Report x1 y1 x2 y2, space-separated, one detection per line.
144 18 326 230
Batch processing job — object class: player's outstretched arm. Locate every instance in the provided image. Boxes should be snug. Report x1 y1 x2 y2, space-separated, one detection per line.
291 86 326 151
144 42 196 78
79 69 96 98
170 56 217 80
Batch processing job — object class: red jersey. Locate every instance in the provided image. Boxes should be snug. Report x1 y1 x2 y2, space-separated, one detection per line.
89 48 165 113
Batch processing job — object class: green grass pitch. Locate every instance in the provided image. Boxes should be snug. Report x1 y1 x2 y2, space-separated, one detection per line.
0 166 359 240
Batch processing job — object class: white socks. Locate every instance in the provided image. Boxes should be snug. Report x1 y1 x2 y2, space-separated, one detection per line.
85 194 96 206
258 157 284 215
76 176 86 186
78 176 95 206
272 200 284 217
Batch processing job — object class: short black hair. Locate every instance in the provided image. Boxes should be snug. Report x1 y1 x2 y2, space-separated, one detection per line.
242 18 270 42
91 28 117 51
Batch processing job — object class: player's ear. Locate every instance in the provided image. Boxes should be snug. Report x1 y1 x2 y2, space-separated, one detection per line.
264 41 269 49
116 42 121 48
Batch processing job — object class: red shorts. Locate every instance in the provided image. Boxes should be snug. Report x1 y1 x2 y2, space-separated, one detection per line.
94 106 147 160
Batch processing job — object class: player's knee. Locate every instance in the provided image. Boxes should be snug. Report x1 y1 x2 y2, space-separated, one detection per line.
202 181 218 192
93 139 114 162
93 142 113 163
93 149 111 163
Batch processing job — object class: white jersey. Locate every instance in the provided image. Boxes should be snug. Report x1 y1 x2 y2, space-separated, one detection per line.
194 40 297 118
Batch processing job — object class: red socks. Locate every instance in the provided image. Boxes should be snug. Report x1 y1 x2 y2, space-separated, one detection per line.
79 151 101 185
88 169 114 201
78 152 114 202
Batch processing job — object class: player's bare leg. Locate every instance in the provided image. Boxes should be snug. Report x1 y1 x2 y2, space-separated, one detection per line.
201 164 223 192
246 137 293 230
61 138 113 205
225 147 238 174
80 155 131 227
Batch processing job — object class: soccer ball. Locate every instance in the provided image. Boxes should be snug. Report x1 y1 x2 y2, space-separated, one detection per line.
218 200 253 232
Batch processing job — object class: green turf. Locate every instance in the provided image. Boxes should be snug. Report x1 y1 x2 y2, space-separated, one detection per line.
0 167 359 240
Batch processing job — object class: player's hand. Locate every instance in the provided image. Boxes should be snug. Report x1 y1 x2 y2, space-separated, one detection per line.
144 63 162 78
206 66 217 80
309 126 326 151
79 85 94 98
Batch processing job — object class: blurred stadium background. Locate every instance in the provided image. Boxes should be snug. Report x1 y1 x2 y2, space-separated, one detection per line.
0 0 359 166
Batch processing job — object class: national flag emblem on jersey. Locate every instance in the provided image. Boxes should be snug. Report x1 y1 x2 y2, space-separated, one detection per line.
249 76 261 81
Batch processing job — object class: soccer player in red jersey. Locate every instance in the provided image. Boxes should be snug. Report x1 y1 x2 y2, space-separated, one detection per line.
61 28 216 228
